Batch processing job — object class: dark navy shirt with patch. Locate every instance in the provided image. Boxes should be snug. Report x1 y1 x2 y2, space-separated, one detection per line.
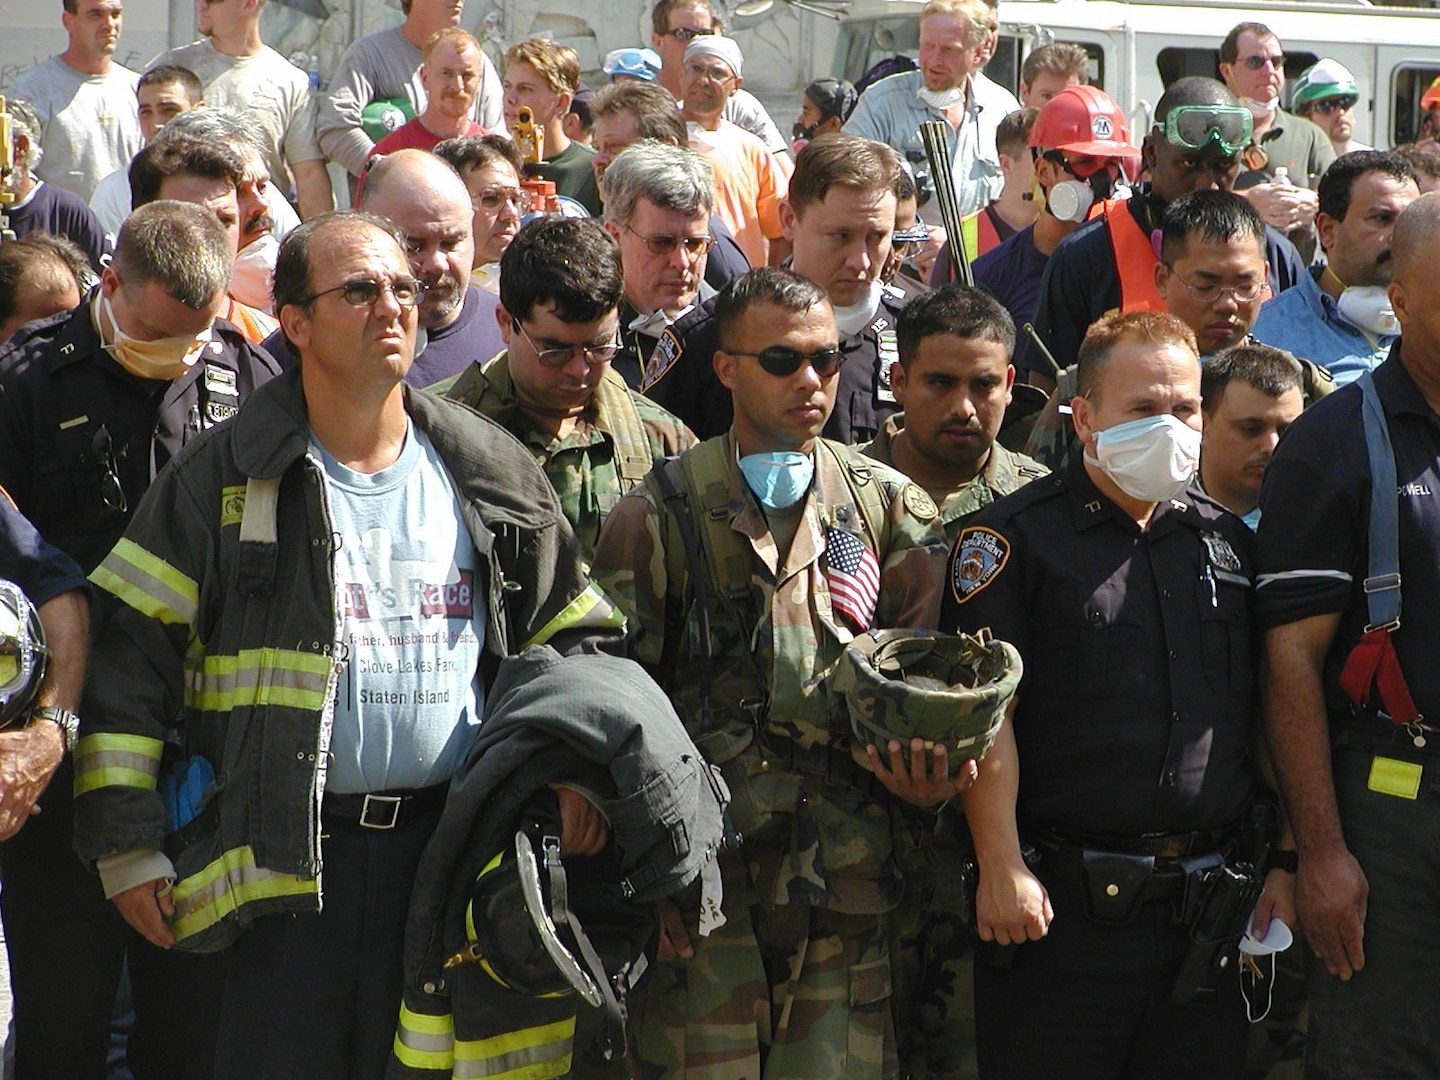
941 459 1256 837
1256 343 1440 724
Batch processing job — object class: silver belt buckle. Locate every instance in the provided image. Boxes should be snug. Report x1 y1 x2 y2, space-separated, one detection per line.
359 793 403 829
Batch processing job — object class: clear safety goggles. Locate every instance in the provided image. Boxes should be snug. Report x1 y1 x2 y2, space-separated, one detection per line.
1159 106 1255 156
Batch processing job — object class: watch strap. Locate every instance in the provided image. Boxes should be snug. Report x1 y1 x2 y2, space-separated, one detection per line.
31 706 79 753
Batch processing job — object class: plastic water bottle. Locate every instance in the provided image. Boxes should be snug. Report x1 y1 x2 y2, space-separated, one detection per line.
1272 166 1292 186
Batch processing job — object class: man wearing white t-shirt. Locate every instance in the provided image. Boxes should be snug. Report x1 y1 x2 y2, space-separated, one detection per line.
11 0 144 200
150 0 334 218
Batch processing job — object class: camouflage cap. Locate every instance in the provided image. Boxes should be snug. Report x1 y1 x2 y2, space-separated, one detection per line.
837 627 1022 771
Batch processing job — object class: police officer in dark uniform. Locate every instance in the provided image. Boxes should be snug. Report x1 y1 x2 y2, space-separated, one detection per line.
943 310 1264 1080
641 133 910 444
0 200 278 1080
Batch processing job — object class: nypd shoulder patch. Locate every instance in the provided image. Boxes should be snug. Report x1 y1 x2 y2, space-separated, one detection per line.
641 330 682 391
952 526 1009 603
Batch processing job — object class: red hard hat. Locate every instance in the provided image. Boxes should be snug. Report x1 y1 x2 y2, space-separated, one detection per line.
1422 74 1440 112
1029 85 1142 164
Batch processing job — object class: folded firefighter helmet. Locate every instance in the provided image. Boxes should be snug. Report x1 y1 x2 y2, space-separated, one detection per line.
0 580 48 729
838 627 1022 770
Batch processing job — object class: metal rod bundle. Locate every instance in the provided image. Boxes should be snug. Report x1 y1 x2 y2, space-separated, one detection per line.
919 118 972 287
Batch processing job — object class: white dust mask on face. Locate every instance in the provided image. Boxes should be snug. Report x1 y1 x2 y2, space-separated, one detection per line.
1335 285 1400 337
1087 413 1201 504
229 232 280 313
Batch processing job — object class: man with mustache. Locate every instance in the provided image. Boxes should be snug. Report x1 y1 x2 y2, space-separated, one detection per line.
358 148 503 386
1253 150 1420 385
367 29 489 161
317 0 502 199
602 141 717 389
11 0 143 200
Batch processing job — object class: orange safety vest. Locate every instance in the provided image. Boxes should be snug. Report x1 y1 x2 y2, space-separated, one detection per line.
1100 198 1164 313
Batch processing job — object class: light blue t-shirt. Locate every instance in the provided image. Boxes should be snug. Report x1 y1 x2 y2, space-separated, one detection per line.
314 421 485 793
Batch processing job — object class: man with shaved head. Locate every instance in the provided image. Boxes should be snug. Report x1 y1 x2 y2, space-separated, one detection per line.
1257 190 1440 1079
263 147 503 385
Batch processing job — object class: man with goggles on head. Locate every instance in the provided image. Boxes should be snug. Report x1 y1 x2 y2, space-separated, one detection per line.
1029 77 1307 392
592 265 955 1080
442 215 695 567
1219 22 1335 258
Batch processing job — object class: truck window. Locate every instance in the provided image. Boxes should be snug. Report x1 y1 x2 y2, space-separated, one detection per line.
1393 63 1440 145
1156 47 1316 91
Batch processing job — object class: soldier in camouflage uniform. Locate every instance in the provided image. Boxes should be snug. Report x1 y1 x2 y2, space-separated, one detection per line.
590 268 961 1079
439 216 695 566
857 284 1045 1080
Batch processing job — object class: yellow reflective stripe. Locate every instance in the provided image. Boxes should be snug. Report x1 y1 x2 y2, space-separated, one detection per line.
960 212 981 262
465 849 506 942
185 648 331 712
393 1004 455 1072
452 1016 575 1079
169 845 315 941
73 733 165 794
90 539 199 627
522 584 624 648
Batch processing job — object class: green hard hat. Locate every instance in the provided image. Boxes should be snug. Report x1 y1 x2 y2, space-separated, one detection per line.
1291 60 1358 113
361 96 415 143
837 628 1022 770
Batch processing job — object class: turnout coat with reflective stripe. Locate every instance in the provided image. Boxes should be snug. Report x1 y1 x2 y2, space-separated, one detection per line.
73 368 624 951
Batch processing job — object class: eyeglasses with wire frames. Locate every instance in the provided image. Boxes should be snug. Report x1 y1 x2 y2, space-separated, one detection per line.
623 224 716 258
301 277 426 308
511 319 622 368
683 60 736 84
473 186 533 214
728 346 846 378
1163 269 1267 304
92 425 128 514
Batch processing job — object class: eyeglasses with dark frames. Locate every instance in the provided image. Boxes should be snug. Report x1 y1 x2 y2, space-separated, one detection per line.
302 277 426 308
623 224 715 258
729 346 846 378
663 25 709 41
512 319 622 368
92 425 128 514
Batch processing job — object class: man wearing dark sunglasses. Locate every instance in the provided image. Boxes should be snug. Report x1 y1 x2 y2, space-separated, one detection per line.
442 216 694 566
1292 59 1370 159
0 199 279 1079
592 266 954 1079
73 210 624 1080
1219 22 1335 258
1030 77 1307 391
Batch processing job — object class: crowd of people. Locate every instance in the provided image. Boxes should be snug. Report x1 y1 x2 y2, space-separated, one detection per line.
1 0 1438 1078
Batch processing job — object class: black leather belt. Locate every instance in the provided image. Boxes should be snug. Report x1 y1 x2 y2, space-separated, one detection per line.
322 784 448 830
1040 841 1192 903
1026 824 1234 859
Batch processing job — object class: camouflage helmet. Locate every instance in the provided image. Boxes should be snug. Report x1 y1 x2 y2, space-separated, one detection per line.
837 627 1022 770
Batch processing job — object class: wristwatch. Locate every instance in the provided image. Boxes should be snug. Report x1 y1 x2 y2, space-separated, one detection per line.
30 706 80 753
1264 848 1299 875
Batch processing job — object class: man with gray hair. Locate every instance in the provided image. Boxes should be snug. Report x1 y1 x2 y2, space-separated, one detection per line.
602 140 717 387
0 198 278 1079
0 98 109 273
